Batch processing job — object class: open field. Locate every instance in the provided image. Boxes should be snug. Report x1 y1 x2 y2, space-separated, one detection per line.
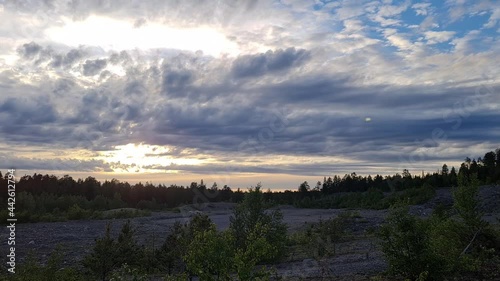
2 185 499 279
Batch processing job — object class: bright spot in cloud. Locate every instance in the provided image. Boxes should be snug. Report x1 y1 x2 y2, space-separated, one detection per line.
45 15 240 57
365 117 372 122
424 31 456 44
99 143 204 173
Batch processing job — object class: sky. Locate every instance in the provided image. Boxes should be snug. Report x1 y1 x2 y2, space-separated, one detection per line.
0 0 499 190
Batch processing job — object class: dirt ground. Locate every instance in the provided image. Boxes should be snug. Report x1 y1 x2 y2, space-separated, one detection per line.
1 185 499 279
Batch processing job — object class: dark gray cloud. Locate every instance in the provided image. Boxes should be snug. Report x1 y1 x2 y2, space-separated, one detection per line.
0 153 113 172
162 69 194 96
17 42 42 58
0 97 57 125
65 49 86 64
53 78 77 96
16 42 56 66
82 59 107 76
142 161 400 177
51 49 86 68
231 47 309 78
1 48 499 179
1 29 499 182
15 42 88 71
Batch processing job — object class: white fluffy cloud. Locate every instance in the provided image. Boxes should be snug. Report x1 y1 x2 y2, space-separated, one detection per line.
424 30 456 44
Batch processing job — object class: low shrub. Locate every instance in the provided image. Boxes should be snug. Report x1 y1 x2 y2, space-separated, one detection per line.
66 204 92 220
0 247 85 281
378 174 500 280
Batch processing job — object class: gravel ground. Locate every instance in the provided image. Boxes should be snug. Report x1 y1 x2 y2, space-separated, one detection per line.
1 185 498 279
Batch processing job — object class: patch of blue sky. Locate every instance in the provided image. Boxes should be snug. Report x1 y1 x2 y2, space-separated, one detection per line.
313 3 323 11
428 41 455 53
400 5 427 27
312 0 338 11
365 28 389 44
442 12 491 36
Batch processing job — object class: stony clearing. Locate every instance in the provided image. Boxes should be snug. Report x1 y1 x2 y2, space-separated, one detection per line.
1 185 499 279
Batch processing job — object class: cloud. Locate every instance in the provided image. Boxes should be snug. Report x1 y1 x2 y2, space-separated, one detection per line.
419 15 439 31
82 59 107 76
231 47 309 78
53 49 86 68
446 0 468 22
484 6 500 29
377 0 411 17
161 69 194 96
412 3 432 16
17 42 42 58
424 31 456 44
0 97 58 125
332 1 366 21
385 33 413 50
449 30 481 54
0 153 113 172
369 0 411 27
0 0 499 184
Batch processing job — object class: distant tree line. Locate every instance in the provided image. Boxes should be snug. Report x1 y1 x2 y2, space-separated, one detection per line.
0 176 242 211
0 148 498 212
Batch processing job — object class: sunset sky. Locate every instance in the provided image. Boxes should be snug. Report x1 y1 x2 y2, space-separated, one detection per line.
0 0 499 189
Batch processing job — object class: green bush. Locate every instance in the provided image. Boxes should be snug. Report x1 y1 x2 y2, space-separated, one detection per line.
83 223 119 280
66 204 91 220
136 199 159 210
289 211 354 260
378 206 442 279
453 173 484 229
16 210 35 222
379 174 500 280
381 186 436 208
116 220 143 268
153 213 214 276
293 186 435 210
230 184 288 262
164 273 189 281
92 195 108 210
182 219 274 281
157 221 188 274
104 209 151 219
17 192 36 213
233 222 275 281
0 247 85 281
83 220 148 279
183 226 234 281
109 264 148 281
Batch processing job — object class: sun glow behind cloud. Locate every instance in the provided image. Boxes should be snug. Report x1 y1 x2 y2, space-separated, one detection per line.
99 143 205 173
45 15 240 57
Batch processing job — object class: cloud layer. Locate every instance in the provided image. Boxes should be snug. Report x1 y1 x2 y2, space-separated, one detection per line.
0 0 499 188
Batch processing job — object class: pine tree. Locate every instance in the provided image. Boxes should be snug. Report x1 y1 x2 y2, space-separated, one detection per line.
117 220 142 267
83 223 118 281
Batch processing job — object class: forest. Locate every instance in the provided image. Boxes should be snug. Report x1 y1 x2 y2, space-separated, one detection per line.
0 148 500 280
0 148 499 222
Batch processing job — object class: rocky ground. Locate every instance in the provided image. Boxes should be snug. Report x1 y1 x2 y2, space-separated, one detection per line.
1 185 499 279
